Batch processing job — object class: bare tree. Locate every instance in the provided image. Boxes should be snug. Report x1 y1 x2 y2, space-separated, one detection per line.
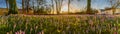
8 0 18 14
109 0 120 14
5 0 8 10
22 0 25 14
86 0 91 14
31 0 36 14
23 0 30 14
68 0 71 13
54 0 63 14
36 0 45 14
26 0 30 13
51 0 54 14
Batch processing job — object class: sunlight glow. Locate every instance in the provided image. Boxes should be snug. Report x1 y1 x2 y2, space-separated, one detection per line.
61 6 68 12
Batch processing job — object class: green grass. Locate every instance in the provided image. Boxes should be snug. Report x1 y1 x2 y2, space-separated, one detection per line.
0 15 119 34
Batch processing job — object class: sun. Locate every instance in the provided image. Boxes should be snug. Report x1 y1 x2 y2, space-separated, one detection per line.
61 6 68 12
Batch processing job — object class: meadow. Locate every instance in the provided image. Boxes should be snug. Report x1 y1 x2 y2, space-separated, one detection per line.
0 14 120 34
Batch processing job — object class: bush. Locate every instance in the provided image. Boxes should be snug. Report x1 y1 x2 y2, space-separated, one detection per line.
0 15 119 34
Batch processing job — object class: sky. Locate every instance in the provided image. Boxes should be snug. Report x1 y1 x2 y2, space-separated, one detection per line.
0 0 22 8
0 0 111 9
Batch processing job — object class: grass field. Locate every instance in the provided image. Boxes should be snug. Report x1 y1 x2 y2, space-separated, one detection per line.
0 14 120 34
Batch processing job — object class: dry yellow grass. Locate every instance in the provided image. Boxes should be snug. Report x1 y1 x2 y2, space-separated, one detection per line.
0 8 34 15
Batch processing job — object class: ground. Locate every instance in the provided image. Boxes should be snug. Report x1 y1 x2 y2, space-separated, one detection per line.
0 14 120 34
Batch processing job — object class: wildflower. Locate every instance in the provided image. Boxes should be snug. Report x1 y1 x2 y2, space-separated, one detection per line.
14 24 16 28
20 30 25 34
89 20 93 26
38 32 41 34
15 31 19 34
41 30 44 34
7 32 9 34
30 28 33 31
73 23 77 26
101 18 105 22
114 32 117 34
57 29 61 32
36 26 38 29
86 29 89 33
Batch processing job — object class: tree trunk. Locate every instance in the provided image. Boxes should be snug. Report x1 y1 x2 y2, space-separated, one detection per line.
51 0 54 14
87 0 91 14
8 0 18 14
112 7 116 15
5 0 8 10
68 0 70 14
59 0 63 14
22 0 25 14
55 0 59 14
26 0 30 14
109 0 120 15
32 0 35 14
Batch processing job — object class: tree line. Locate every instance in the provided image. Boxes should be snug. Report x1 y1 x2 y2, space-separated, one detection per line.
5 0 120 15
